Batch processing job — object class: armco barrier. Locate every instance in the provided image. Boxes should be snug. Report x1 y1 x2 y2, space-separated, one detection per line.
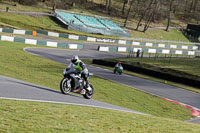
36 29 199 50
0 35 83 49
98 46 200 56
1 27 199 50
92 59 200 89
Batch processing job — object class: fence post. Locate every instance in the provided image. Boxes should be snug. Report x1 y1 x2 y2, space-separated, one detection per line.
141 51 144 58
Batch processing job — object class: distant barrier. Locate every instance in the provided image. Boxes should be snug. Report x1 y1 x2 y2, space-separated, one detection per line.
0 27 199 51
97 46 200 56
35 29 199 51
0 35 84 49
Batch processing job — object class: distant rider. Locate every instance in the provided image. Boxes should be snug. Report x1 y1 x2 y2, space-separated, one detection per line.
114 61 123 73
71 55 89 94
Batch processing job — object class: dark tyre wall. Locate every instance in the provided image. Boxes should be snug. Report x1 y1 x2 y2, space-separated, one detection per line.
92 59 200 89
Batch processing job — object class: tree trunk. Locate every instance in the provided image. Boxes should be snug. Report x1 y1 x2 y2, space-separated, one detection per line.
53 0 56 11
184 0 188 12
136 0 153 31
122 0 128 15
106 0 109 10
108 0 112 14
189 0 195 12
166 0 173 31
132 0 140 19
124 0 134 27
17 0 21 4
143 0 160 32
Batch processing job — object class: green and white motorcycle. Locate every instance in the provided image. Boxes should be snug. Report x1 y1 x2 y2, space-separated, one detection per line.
113 66 123 75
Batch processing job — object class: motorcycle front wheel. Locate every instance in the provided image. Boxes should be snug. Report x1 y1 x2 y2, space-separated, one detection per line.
60 78 71 94
83 84 94 99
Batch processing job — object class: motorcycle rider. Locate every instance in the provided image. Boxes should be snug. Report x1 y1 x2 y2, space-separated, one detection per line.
70 55 89 94
114 61 123 73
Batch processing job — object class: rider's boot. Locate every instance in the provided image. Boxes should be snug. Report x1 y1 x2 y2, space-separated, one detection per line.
79 85 85 94
80 89 86 95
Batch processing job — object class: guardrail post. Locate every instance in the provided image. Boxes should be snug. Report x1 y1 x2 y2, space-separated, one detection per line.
141 51 144 58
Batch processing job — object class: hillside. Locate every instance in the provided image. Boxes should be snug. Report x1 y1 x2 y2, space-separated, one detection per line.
0 0 194 42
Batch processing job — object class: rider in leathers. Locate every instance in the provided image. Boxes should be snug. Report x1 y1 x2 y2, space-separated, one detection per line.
70 55 89 94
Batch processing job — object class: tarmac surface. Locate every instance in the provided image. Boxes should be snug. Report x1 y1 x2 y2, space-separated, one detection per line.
1 47 200 124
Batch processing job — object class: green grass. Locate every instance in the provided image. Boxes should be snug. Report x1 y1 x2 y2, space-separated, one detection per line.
0 12 120 40
0 1 51 12
0 12 63 31
130 29 190 42
0 40 194 121
0 1 192 43
68 5 190 43
1 99 200 133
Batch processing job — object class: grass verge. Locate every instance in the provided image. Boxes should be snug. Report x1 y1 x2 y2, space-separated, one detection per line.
0 1 51 12
0 40 194 120
0 12 120 40
129 29 189 42
0 10 191 42
1 99 200 132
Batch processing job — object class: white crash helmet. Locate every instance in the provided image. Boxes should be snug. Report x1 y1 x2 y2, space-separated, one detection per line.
71 55 79 64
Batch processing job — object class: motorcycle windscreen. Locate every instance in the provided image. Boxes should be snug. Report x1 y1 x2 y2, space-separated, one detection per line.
66 63 76 74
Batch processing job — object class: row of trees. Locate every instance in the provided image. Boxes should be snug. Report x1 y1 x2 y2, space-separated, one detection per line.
2 0 200 32
122 0 200 32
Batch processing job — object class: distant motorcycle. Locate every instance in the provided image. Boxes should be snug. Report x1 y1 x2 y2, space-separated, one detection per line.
60 63 94 99
113 66 123 75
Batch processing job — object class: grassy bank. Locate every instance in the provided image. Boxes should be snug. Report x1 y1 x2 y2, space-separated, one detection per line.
0 1 51 12
0 12 63 31
0 40 194 120
1 99 200 133
0 5 190 42
129 29 189 42
0 12 119 39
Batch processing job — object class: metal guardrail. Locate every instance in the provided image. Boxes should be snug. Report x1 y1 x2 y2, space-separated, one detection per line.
122 37 200 45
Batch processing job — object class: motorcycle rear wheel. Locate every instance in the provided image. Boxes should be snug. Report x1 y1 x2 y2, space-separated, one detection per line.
60 78 71 94
83 84 94 99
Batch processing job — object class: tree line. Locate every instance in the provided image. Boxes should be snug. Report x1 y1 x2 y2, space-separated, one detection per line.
2 0 200 32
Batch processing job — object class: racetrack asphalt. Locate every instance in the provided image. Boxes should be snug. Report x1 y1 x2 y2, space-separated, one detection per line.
0 75 145 115
0 47 147 115
24 47 200 110
1 47 200 123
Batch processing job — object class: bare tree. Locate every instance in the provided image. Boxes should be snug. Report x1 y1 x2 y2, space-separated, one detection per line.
122 0 128 15
108 0 112 14
143 0 161 32
124 0 134 27
189 0 195 12
106 0 112 11
136 0 154 31
166 0 174 31
53 0 56 10
132 0 141 19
